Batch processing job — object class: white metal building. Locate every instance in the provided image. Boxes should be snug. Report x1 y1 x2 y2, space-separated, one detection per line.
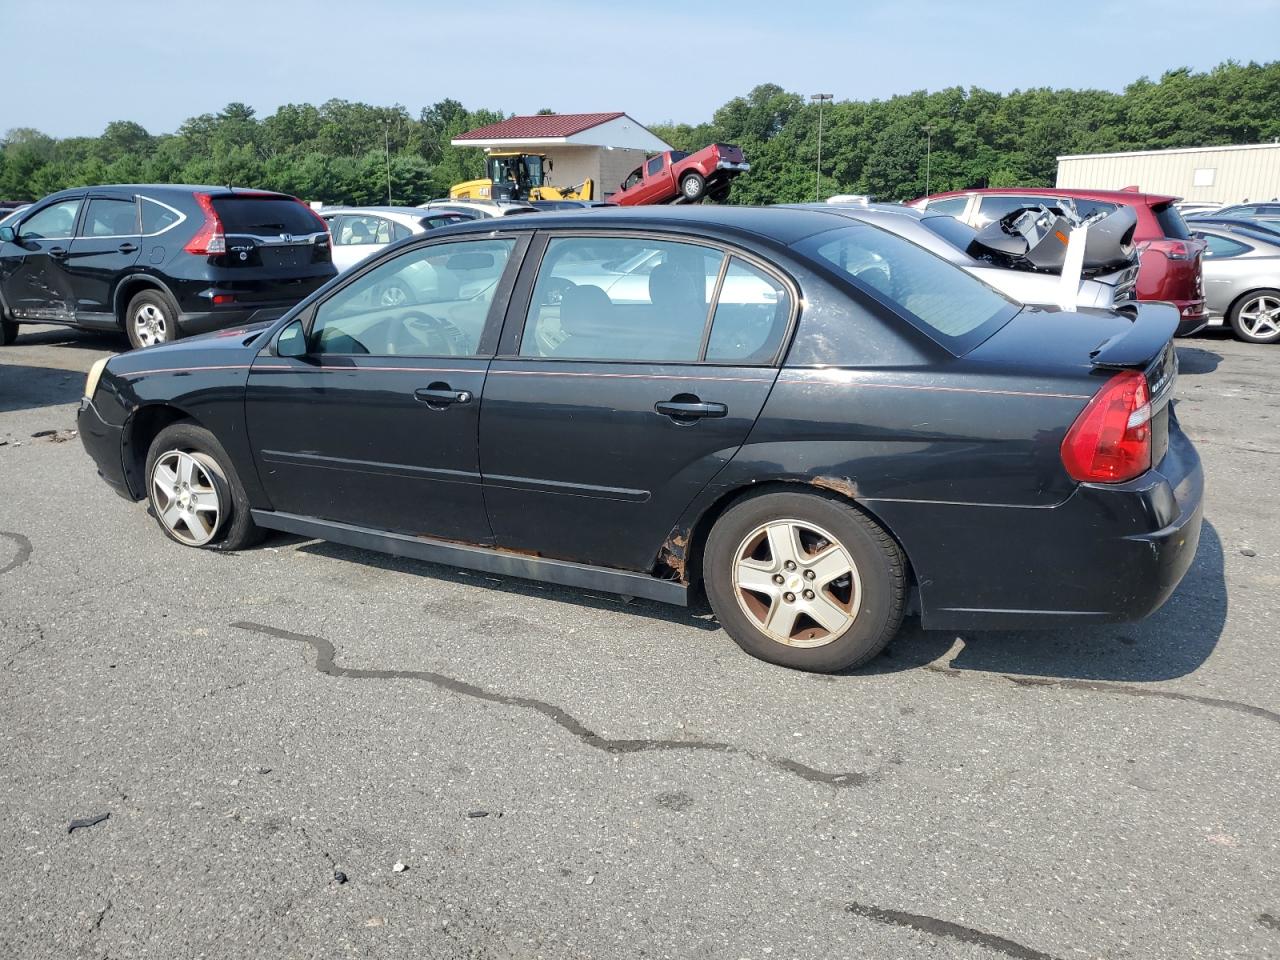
452 112 672 198
1056 143 1280 204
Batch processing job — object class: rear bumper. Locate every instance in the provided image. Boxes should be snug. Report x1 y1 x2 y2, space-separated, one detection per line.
1170 298 1207 337
870 416 1204 631
77 396 133 500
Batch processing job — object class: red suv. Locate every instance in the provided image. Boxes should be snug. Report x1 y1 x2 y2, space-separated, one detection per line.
913 188 1206 335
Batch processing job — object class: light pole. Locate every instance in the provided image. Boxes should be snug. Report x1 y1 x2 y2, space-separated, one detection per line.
810 93 833 202
922 124 936 196
384 120 393 205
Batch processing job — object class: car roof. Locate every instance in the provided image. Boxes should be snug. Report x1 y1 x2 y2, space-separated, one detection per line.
925 186 1179 206
38 184 300 201
1193 223 1280 249
428 204 864 246
322 206 437 217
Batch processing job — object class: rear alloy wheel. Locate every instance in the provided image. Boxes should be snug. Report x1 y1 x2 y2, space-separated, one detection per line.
680 172 706 202
127 289 179 350
1 318 16 346
1229 289 1280 344
704 491 906 672
145 422 263 551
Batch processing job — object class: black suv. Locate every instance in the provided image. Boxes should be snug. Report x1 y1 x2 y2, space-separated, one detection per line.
0 185 336 349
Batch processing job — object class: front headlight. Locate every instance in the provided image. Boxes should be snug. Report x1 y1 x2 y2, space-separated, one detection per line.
84 357 110 400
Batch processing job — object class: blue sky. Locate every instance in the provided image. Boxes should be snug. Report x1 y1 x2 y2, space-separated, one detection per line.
5 0 1280 138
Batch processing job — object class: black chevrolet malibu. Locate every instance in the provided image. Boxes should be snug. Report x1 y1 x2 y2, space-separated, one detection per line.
77 206 1203 672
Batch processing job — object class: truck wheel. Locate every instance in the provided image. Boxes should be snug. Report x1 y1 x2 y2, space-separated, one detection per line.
1228 289 1280 344
1 318 16 346
680 172 706 202
703 491 907 672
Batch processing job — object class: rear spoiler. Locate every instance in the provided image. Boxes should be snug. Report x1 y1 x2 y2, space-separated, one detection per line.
1089 302 1179 369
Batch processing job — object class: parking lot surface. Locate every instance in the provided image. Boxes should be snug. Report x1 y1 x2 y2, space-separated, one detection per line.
1 324 1276 959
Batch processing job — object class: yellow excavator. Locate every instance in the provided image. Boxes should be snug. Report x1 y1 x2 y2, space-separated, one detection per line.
450 152 594 202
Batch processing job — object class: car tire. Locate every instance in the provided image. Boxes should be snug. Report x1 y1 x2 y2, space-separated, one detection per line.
1 318 16 346
680 172 706 202
145 422 263 551
703 491 906 672
1228 289 1280 344
126 289 180 350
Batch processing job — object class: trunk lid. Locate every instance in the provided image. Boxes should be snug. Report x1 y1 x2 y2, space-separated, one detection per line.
212 195 331 273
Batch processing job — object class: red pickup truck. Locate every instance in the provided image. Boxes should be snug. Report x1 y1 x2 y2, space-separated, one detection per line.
611 144 750 206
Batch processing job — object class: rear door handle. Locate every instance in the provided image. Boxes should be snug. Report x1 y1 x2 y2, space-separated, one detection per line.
117 242 138 254
415 386 472 407
48 246 69 260
654 400 728 420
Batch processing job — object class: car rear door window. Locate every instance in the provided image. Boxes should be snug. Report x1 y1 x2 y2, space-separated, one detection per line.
1071 199 1119 220
18 200 81 240
797 222 1017 353
925 196 967 216
79 198 138 237
1202 234 1252 258
519 236 724 362
646 156 664 176
333 214 385 246
974 195 1056 227
140 197 182 235
309 238 514 357
705 258 791 363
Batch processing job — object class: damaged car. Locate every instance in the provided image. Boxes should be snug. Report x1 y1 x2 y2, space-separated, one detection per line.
77 206 1203 672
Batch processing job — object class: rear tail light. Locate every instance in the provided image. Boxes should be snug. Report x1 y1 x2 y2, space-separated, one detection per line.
1060 370 1152 483
184 193 226 256
1143 239 1192 261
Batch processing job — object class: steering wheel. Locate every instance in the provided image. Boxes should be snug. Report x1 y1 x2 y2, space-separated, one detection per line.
401 311 468 356
541 276 577 306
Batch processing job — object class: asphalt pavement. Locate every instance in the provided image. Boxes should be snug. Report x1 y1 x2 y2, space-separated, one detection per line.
0 323 1276 960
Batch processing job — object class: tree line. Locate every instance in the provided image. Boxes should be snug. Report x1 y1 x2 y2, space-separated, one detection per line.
2 61 1278 206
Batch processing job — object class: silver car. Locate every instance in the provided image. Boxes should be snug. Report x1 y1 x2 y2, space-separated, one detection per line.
321 206 473 272
1193 224 1280 343
416 199 538 220
794 204 1136 310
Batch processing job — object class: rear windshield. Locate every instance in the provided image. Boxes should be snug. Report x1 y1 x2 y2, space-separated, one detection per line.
211 196 320 235
920 214 982 255
795 222 1018 353
1152 202 1191 240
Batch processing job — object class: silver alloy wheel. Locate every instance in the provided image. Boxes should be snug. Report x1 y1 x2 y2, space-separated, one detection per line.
133 302 169 346
732 519 861 648
1237 294 1280 339
380 284 409 307
151 450 222 546
682 176 701 199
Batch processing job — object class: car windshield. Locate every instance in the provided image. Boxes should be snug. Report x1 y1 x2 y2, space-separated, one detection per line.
795 223 1018 353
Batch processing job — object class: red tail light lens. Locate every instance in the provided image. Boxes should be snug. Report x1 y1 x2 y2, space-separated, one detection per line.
184 193 226 256
1061 370 1152 483
1144 239 1191 261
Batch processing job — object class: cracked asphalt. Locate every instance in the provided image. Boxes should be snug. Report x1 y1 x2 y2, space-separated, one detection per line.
1 323 1277 960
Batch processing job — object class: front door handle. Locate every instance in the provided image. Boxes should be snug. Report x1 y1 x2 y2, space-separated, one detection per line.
48 246 69 260
117 242 139 254
654 399 728 421
415 385 472 408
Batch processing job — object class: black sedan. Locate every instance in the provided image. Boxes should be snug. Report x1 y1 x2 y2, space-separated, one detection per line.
77 206 1203 672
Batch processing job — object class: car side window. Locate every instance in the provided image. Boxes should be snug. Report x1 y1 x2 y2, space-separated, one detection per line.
79 198 138 237
705 259 792 363
520 236 724 362
925 196 967 217
974 195 1050 227
334 214 386 246
18 200 82 240
140 197 181 235
646 156 664 177
1072 199 1119 220
1203 234 1251 258
309 238 514 357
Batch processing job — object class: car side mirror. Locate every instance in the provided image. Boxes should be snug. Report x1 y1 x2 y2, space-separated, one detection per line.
0 225 15 244
275 319 307 358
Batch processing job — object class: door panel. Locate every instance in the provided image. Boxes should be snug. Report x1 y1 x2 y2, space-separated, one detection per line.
246 354 493 541
68 196 143 320
244 235 524 542
0 199 82 320
480 360 776 570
